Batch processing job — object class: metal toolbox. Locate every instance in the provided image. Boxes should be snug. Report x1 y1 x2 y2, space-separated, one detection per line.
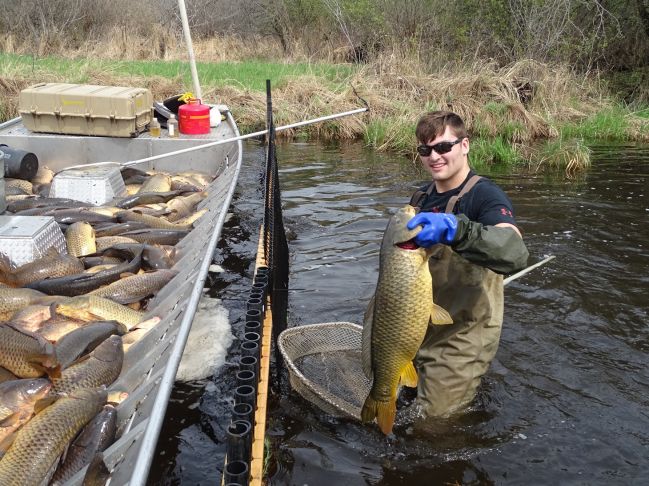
19 83 153 138
0 216 66 266
50 165 127 205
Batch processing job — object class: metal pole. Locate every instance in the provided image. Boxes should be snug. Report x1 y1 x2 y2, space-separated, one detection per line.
120 107 368 167
177 0 202 100
61 107 369 171
504 255 555 286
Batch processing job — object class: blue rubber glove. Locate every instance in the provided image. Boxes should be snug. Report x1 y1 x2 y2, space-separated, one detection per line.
406 212 458 247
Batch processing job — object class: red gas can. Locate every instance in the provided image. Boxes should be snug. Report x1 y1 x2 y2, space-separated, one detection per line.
178 99 210 135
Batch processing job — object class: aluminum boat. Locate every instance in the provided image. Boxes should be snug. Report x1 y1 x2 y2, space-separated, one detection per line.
0 111 243 485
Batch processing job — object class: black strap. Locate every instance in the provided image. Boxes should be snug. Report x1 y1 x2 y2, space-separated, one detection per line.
409 175 482 213
445 175 482 213
409 182 436 211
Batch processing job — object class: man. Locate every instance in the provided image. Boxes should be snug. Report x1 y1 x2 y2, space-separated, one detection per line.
405 110 529 417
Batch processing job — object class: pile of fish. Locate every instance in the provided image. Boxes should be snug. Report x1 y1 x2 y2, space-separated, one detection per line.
0 166 214 485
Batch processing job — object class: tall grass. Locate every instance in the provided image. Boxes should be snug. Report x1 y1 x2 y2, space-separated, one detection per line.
560 106 637 141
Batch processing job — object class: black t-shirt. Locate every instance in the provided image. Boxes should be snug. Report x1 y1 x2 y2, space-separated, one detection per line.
415 171 517 226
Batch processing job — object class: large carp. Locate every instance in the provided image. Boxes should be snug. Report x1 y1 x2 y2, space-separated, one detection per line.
0 387 107 486
0 323 60 378
361 205 453 435
0 378 52 447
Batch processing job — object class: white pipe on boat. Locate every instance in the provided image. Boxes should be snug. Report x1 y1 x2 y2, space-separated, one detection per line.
178 0 202 100
504 255 555 285
61 107 368 171
121 107 368 167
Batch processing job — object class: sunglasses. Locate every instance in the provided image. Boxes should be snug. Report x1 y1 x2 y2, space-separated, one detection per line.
416 138 463 156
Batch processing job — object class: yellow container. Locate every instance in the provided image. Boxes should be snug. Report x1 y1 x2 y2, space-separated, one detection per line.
19 83 153 138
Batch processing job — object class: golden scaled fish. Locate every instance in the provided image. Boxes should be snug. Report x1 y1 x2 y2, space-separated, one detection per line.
55 321 127 369
0 378 52 450
0 367 17 383
0 387 107 486
94 236 139 252
5 178 33 194
361 205 452 435
0 323 60 378
0 249 84 287
125 183 142 195
0 287 51 321
50 404 117 485
32 166 54 185
52 335 123 395
166 191 208 221
54 295 144 330
178 171 213 187
37 317 87 343
174 207 208 227
138 173 172 193
10 305 52 332
66 221 96 257
117 209 193 231
88 269 176 304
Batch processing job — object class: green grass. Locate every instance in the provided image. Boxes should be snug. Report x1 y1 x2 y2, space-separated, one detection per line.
0 52 356 92
534 138 591 173
469 137 525 170
364 117 416 154
559 106 631 141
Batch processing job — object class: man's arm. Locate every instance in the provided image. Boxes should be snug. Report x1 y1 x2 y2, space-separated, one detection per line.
451 215 528 274
496 222 521 237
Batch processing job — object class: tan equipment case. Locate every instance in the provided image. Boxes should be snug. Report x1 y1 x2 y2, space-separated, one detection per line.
19 83 153 138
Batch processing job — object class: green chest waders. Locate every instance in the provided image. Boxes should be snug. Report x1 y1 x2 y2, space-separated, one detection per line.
409 176 504 417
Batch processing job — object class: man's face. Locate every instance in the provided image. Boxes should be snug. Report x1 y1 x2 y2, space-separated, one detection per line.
419 126 470 185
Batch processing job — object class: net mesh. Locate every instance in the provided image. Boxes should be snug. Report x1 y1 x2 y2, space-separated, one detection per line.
278 322 371 419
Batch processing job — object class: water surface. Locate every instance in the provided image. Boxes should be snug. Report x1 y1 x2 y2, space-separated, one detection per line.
151 140 649 485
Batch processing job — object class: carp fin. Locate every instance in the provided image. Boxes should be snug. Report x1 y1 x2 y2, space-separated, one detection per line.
0 252 16 285
361 395 396 435
42 362 62 379
0 430 18 455
430 303 453 325
0 412 19 428
83 452 111 485
33 395 59 414
399 362 418 388
361 295 375 380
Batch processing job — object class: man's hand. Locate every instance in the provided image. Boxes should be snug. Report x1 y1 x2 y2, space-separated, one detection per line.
407 212 458 247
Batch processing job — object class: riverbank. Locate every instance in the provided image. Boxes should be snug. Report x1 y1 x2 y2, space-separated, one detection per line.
1 48 647 174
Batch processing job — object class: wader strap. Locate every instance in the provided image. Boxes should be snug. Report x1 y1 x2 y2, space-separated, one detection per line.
409 182 436 211
445 175 482 214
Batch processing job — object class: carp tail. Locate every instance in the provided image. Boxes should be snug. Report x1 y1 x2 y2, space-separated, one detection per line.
361 394 396 435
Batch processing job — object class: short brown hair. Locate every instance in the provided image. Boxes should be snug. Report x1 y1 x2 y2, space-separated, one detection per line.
415 111 467 143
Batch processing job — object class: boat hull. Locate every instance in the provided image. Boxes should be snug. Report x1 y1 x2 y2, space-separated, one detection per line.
0 113 243 485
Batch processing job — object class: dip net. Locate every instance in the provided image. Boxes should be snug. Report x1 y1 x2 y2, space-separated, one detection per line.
277 322 371 419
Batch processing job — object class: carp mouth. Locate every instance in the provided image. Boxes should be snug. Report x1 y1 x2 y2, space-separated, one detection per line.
396 239 419 250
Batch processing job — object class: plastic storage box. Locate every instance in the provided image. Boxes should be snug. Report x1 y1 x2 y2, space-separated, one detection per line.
0 216 66 266
19 83 153 138
50 165 127 205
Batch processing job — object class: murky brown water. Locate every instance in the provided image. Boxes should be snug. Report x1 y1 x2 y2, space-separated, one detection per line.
151 140 649 485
